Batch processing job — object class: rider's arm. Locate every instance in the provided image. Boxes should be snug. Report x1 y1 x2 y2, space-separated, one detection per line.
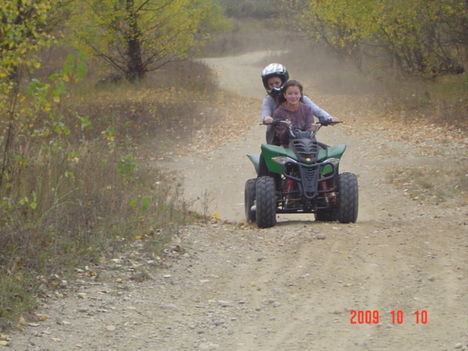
261 95 275 123
302 95 333 123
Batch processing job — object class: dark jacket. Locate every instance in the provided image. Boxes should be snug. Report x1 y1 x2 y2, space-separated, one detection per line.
272 103 313 146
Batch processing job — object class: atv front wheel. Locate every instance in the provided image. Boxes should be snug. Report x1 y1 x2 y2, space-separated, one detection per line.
255 176 277 228
336 172 358 223
244 178 256 222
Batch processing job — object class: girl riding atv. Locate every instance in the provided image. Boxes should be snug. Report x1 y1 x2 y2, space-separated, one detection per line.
260 63 340 143
272 80 315 146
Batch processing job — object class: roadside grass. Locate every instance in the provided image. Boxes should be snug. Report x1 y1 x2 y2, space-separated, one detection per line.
0 60 215 328
387 166 467 206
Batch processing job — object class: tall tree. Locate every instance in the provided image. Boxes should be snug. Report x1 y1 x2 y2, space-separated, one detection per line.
69 0 230 81
0 0 58 188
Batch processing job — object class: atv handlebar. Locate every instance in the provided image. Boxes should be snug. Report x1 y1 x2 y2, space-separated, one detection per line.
322 120 342 126
262 120 342 128
262 120 342 138
314 120 342 132
262 119 290 126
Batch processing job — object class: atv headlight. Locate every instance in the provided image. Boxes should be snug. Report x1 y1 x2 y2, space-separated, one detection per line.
325 158 339 166
272 156 296 165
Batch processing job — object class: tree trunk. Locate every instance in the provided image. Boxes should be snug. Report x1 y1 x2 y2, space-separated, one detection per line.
127 37 145 81
0 68 20 190
125 0 145 81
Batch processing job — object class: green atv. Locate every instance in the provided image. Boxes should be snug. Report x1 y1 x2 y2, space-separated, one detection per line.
245 121 358 228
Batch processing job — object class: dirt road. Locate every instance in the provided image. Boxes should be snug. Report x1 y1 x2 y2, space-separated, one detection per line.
11 52 467 351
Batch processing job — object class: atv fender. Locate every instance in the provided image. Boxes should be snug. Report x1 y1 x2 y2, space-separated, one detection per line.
261 144 296 174
318 144 347 160
247 154 260 175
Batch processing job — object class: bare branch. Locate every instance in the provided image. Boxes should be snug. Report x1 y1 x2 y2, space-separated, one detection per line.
78 33 127 73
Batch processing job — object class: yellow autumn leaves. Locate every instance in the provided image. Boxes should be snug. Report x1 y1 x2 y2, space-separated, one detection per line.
300 0 465 74
67 0 230 80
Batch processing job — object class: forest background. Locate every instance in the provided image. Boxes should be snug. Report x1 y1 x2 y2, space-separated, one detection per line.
0 0 466 327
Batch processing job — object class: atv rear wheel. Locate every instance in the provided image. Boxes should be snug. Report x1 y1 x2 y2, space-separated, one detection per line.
336 172 358 223
255 176 277 228
244 178 256 222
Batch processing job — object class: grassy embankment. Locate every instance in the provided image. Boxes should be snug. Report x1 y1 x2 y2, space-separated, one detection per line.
0 57 219 328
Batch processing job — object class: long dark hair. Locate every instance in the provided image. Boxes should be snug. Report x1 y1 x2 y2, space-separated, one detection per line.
277 80 304 105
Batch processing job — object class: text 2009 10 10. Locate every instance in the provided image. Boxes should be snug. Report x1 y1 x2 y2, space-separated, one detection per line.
349 310 428 324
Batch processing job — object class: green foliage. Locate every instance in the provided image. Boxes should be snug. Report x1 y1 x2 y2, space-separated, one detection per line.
0 0 57 81
117 154 138 180
77 114 93 131
16 53 87 141
0 274 37 323
299 0 466 75
0 1 60 189
67 0 231 81
129 194 152 212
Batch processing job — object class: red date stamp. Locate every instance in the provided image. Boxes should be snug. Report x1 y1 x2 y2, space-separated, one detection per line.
349 310 428 324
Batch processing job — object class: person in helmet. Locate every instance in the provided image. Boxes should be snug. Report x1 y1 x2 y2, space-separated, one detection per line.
260 63 340 143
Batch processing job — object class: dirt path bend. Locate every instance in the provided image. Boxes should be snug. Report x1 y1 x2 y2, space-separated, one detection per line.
11 51 467 351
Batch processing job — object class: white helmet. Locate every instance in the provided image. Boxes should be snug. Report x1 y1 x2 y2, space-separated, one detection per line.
261 63 289 95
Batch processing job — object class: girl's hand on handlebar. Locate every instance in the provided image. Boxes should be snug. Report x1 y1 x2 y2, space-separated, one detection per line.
263 116 273 124
320 117 342 126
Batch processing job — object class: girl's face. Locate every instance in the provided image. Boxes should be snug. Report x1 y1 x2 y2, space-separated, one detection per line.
267 76 282 89
283 86 302 105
